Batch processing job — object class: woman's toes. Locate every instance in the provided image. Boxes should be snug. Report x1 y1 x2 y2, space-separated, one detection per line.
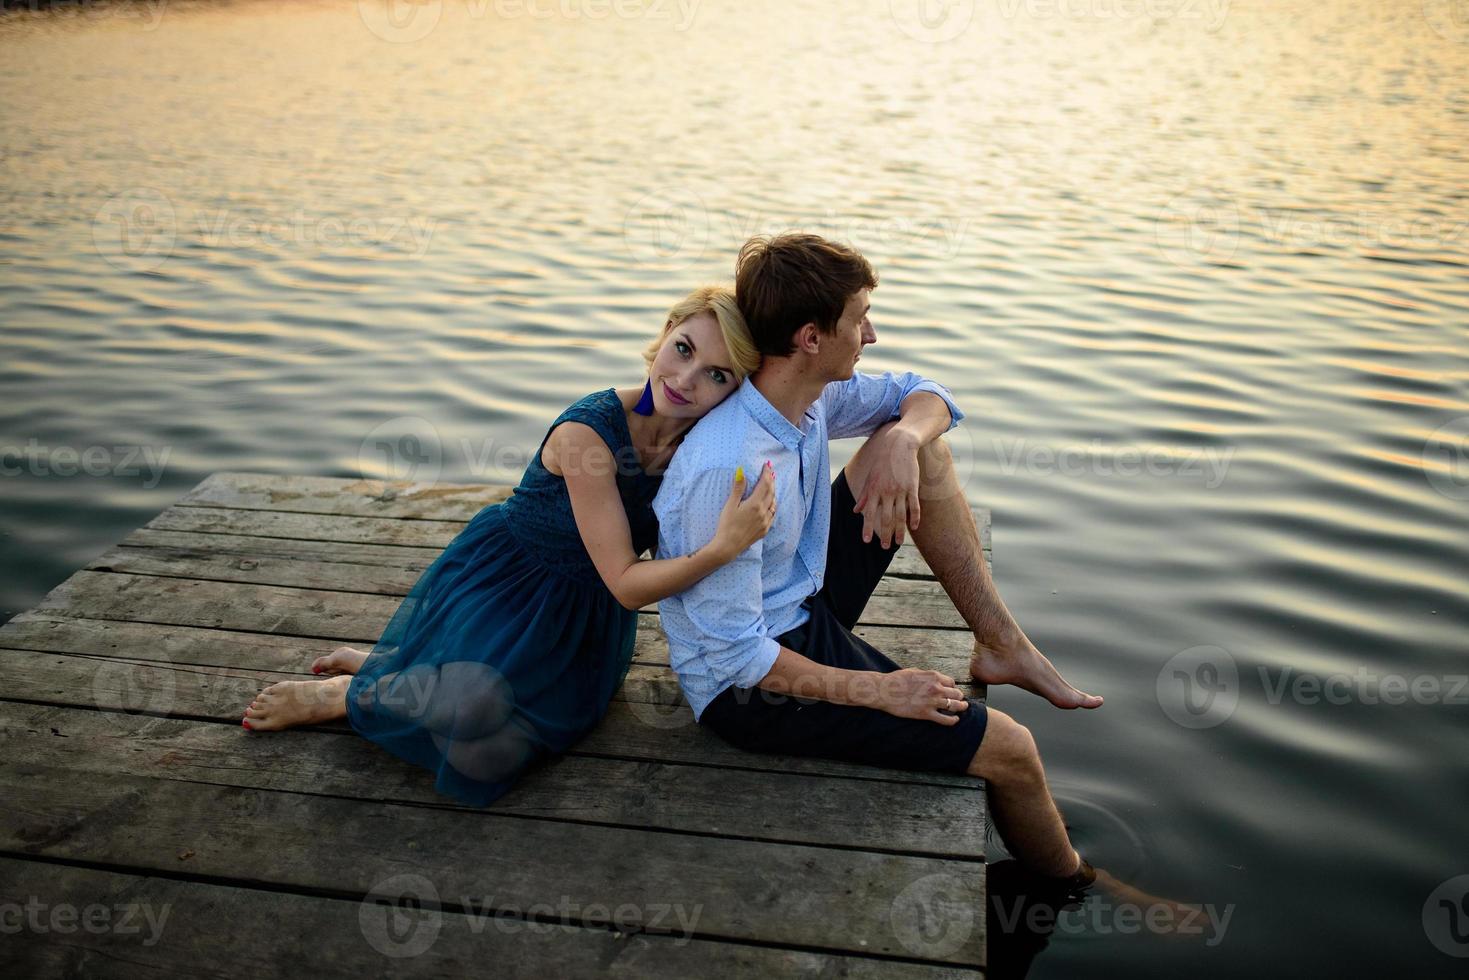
311 653 342 675
311 646 370 676
241 679 348 732
243 685 286 731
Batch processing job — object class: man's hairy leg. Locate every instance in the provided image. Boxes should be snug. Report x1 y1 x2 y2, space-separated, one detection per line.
966 707 1084 878
841 423 1101 709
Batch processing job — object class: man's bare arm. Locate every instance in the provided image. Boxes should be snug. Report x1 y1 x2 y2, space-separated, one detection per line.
754 645 971 725
889 390 955 449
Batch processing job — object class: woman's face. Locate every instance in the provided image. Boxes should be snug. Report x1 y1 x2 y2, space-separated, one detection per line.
647 311 741 419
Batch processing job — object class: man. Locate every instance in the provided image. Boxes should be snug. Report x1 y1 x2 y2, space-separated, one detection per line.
653 233 1101 881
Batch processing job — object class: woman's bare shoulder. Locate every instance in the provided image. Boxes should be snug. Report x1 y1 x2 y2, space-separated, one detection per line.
610 387 638 412
542 418 615 478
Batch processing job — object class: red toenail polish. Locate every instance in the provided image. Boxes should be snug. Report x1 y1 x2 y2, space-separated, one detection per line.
242 721 251 730
312 666 321 674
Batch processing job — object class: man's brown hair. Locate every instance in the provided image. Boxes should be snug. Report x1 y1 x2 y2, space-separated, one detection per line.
735 233 878 357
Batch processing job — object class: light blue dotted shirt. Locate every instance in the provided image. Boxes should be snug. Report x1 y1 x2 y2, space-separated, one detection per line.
652 371 964 721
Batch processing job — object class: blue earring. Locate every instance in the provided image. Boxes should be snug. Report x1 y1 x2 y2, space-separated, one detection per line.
633 378 655 416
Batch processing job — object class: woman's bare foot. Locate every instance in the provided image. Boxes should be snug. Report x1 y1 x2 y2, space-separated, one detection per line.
311 645 371 676
243 676 350 732
971 636 1103 710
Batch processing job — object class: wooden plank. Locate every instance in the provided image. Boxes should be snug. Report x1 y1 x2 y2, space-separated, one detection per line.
93 539 959 625
0 699 984 857
0 856 977 979
26 575 969 663
175 470 516 521
154 498 988 583
0 640 680 730
0 760 988 965
175 471 992 563
103 524 989 584
86 537 970 628
0 613 982 788
0 608 979 684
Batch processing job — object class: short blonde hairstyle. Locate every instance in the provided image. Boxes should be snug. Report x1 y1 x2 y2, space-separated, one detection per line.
641 285 760 383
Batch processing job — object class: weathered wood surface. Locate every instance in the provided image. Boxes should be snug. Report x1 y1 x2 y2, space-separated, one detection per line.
0 471 993 976
0 856 971 980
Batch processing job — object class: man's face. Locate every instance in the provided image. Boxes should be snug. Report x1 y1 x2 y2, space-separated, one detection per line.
825 288 875 380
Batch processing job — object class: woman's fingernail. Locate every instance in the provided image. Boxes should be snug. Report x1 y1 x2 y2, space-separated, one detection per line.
735 466 744 482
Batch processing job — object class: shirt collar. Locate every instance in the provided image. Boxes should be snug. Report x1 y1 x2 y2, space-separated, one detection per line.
738 379 811 451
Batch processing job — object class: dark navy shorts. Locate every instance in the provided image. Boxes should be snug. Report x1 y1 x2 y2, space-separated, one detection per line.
698 469 988 776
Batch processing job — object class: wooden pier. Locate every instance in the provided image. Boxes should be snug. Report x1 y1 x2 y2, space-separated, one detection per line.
0 471 992 977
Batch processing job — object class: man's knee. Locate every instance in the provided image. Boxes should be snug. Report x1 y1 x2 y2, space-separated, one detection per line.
965 708 1040 781
917 434 953 467
915 434 957 495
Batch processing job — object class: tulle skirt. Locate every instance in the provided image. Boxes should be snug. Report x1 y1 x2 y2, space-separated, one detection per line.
345 502 638 806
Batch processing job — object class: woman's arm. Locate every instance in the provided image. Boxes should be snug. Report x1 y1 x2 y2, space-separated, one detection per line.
553 422 773 610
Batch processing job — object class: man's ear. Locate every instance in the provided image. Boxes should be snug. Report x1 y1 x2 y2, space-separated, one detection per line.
795 322 820 354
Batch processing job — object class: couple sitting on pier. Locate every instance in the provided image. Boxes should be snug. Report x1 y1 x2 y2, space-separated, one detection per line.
243 232 1103 888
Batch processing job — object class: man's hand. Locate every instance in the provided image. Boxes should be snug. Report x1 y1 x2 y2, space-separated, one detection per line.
870 668 970 726
853 426 921 548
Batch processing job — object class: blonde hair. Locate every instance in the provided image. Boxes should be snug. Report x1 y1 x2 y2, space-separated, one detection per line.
641 285 760 383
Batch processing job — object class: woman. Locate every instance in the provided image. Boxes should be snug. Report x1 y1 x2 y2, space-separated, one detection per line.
240 285 772 807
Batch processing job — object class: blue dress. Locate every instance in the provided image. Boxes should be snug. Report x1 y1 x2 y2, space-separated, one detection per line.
345 388 662 806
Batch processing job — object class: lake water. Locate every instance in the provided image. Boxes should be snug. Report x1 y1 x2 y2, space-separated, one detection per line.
2 0 1466 975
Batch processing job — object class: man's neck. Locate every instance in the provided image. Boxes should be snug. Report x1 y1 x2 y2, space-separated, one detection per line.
751 358 829 427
